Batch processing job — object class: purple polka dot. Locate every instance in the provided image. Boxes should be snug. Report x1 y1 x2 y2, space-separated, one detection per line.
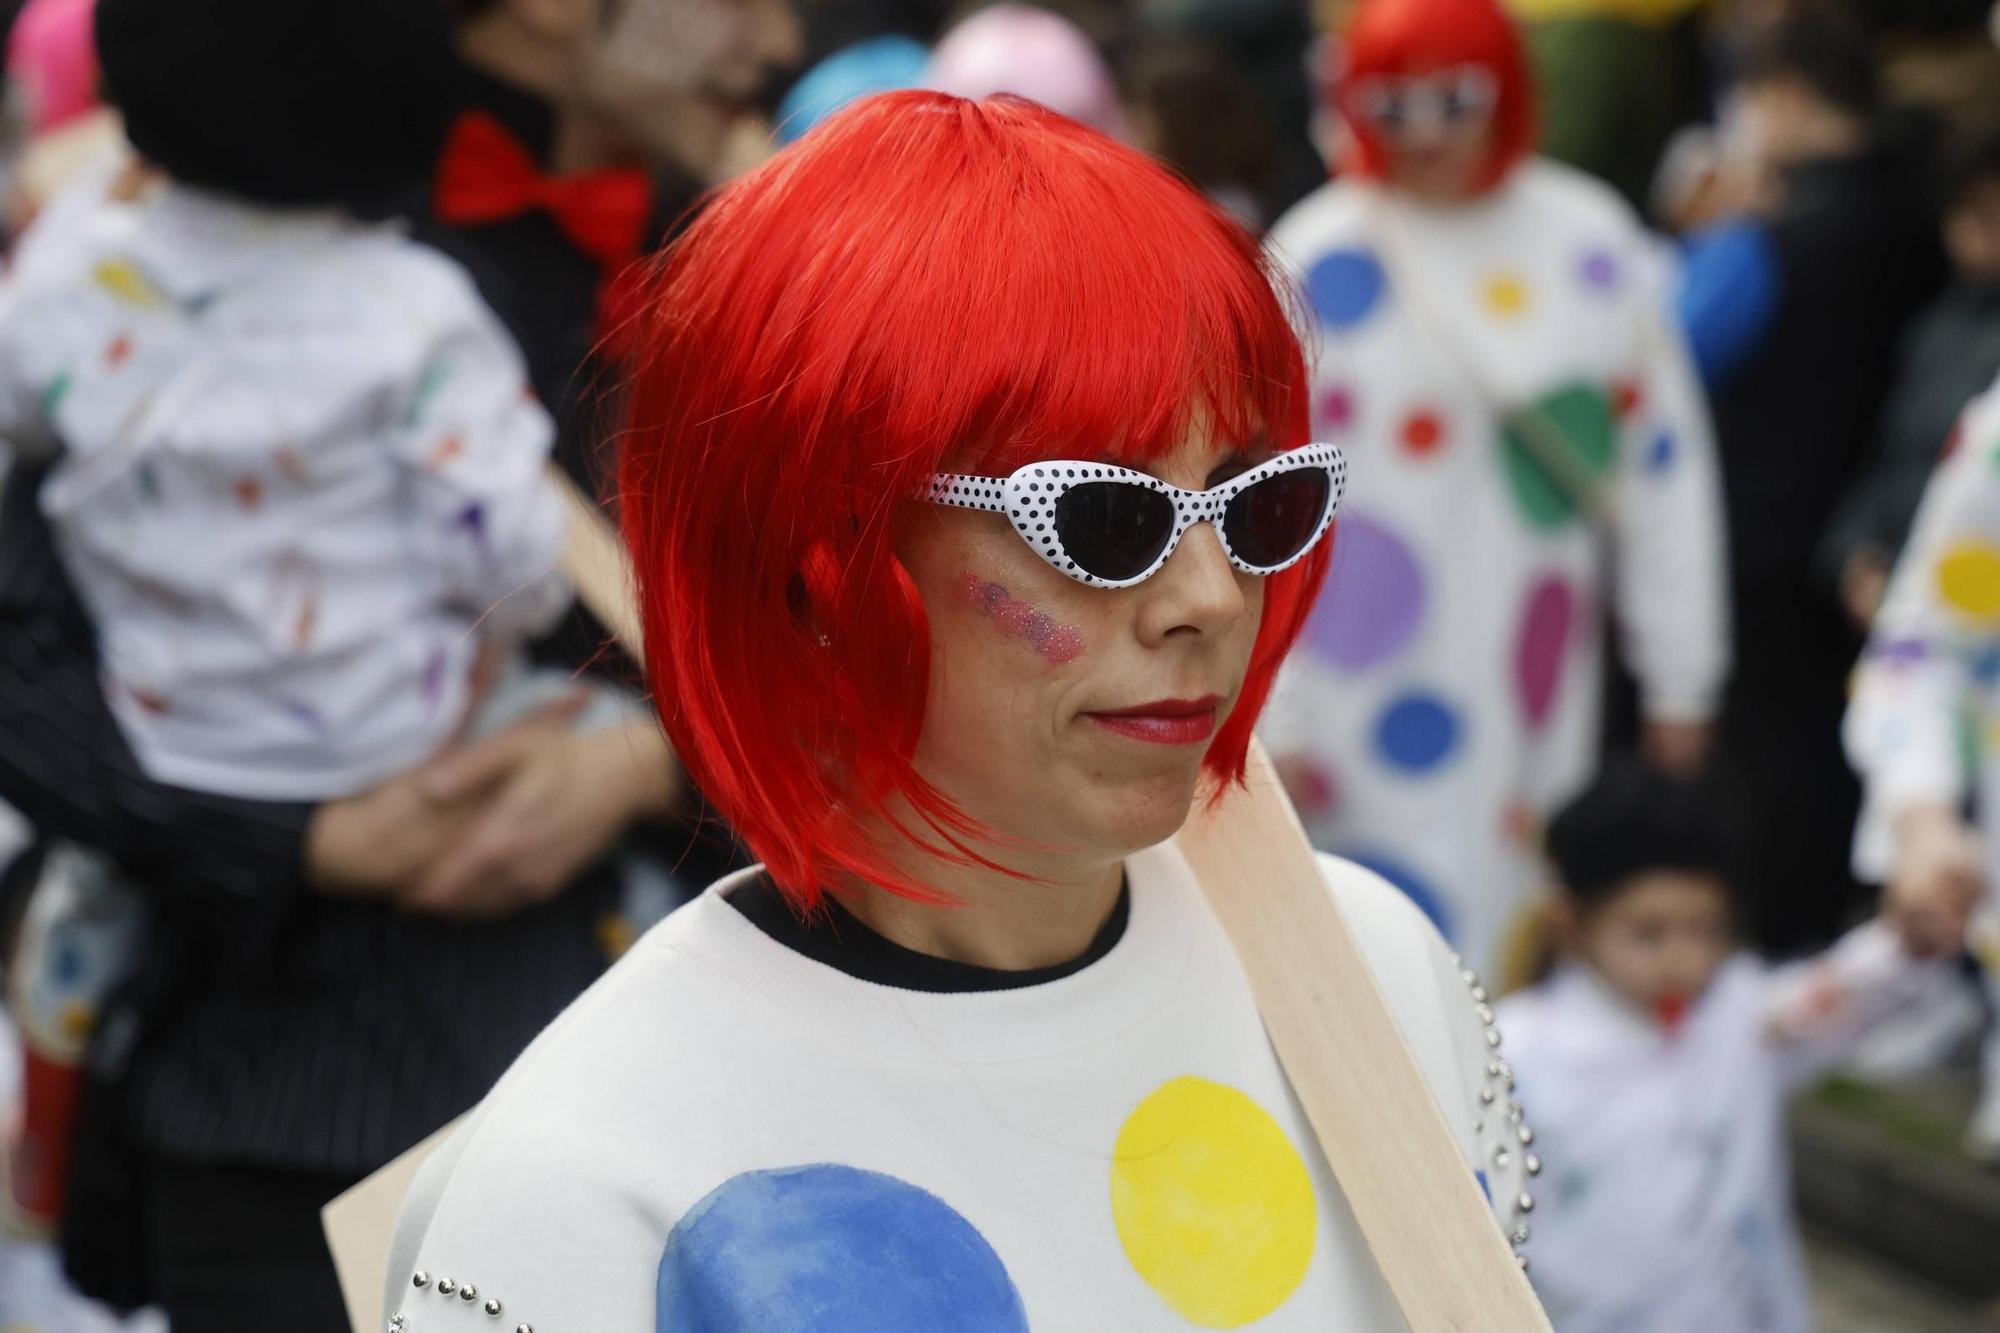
1514 577 1575 730
1316 384 1357 434
1303 513 1425 673
1578 247 1621 293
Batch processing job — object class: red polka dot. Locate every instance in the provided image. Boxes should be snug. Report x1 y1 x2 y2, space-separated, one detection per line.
1316 385 1356 434
1942 420 1965 460
1612 379 1643 422
233 475 263 510
105 334 133 368
1399 410 1446 456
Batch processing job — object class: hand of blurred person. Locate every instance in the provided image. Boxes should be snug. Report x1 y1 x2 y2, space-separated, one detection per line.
304 767 498 900
1887 804 1984 958
1840 545 1890 628
398 711 680 919
1641 718 1712 777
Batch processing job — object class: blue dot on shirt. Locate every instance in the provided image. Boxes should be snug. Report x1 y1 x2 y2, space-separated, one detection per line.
657 1164 1029 1332
1302 248 1387 330
1373 692 1462 773
1646 430 1677 474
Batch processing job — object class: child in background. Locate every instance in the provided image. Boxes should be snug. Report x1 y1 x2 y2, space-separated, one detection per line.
0 0 632 1250
1498 761 1946 1332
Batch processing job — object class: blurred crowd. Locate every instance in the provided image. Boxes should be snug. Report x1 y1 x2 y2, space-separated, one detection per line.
0 0 1997 1328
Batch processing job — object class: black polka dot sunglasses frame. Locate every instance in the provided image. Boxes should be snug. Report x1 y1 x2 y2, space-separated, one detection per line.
927 444 1346 589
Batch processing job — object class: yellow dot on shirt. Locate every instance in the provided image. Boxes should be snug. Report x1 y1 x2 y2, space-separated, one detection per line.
91 258 164 307
1110 1076 1317 1328
1483 272 1531 318
1937 542 2000 620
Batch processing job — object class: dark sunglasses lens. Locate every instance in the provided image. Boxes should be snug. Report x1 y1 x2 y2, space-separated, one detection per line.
1054 482 1177 581
1224 468 1331 569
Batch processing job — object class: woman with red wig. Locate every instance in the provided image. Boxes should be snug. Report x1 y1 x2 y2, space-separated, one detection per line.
1261 0 1730 988
383 91 1531 1330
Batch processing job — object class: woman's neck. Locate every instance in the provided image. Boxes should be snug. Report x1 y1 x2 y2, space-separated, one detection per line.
838 847 1127 972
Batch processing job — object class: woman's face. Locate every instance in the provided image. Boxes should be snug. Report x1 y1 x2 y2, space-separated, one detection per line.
898 428 1268 868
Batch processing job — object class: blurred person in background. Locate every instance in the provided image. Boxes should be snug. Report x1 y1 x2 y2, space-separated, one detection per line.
0 0 798 1323
1824 122 2000 629
1500 760 1948 1331
924 4 1125 138
1259 0 1729 986
1846 369 2000 1162
1700 2 1946 956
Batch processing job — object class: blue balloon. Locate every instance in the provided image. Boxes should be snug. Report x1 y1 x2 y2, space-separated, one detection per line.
775 37 931 145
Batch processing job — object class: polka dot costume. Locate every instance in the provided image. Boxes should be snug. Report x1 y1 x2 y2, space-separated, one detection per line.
1260 159 1730 979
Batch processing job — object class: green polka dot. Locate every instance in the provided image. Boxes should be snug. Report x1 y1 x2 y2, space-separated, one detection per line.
1500 384 1617 531
39 370 72 415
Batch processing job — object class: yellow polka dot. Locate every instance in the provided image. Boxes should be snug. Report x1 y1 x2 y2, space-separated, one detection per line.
1937 543 2000 620
1110 1076 1317 1327
92 258 163 307
1483 272 1530 318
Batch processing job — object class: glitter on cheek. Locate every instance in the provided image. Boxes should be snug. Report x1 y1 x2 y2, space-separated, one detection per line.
957 572 1086 665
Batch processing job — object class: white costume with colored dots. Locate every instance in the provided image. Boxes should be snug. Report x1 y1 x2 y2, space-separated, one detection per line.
384 850 1533 1331
1260 160 1730 981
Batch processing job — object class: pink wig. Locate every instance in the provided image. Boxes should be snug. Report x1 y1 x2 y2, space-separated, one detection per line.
925 5 1124 139
7 0 98 136
618 91 1327 909
1335 0 1536 191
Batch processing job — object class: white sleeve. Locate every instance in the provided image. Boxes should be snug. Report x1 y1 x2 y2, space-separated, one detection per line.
1318 855 1537 1256
391 290 572 643
1610 243 1732 724
1762 922 1962 1092
1843 383 2000 877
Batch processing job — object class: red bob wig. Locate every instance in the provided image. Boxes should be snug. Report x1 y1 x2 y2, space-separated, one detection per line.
618 91 1326 909
1334 0 1537 192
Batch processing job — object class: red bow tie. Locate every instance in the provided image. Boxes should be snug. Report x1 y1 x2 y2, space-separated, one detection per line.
434 111 653 273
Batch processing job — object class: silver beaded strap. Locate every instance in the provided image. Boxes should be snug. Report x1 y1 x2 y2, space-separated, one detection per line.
392 1270 530 1331
1453 953 1539 1271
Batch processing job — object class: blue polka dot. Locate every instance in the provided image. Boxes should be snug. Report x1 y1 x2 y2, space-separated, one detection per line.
1645 430 1677 474
1476 1169 1491 1201
1302 248 1387 330
658 1165 1028 1332
1373 692 1461 773
1974 645 2000 686
1344 849 1455 940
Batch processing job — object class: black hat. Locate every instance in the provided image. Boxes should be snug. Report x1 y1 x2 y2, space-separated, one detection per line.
94 0 459 207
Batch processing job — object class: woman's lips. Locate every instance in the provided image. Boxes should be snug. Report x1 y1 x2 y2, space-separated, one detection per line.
1085 697 1221 746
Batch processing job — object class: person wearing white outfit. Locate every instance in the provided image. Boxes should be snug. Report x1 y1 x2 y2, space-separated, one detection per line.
1258 0 1729 984
1499 762 1944 1331
384 90 1538 1331
1845 369 2000 1161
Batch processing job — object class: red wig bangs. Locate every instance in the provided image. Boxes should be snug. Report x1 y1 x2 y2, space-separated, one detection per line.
1334 0 1537 191
618 90 1326 909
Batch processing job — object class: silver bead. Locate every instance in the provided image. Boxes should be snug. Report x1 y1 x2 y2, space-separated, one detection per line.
1511 1223 1531 1246
1518 1192 1535 1213
1518 1124 1535 1146
461 1283 479 1301
1476 1004 1496 1027
412 1272 430 1289
518 1326 535 1333
389 1317 406 1332
1525 1153 1542 1176
1479 1087 1496 1105
438 1278 457 1296
486 1298 504 1316
1517 1254 1531 1274
1471 985 1489 1004
1506 1100 1525 1124
1493 1147 1512 1168
1486 1060 1504 1080
1460 969 1479 987
1485 1028 1503 1049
